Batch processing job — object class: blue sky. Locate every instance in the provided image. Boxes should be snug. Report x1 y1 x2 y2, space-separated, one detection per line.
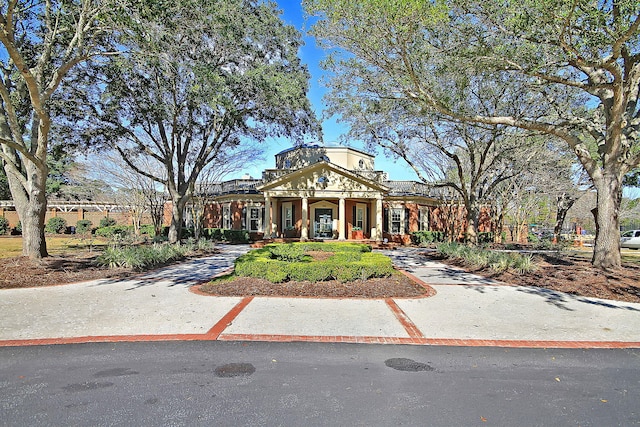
230 1 419 181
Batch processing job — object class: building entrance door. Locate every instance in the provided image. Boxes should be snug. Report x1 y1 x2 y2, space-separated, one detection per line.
314 208 333 238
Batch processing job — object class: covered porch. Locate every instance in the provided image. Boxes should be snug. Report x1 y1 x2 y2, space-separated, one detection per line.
257 161 390 241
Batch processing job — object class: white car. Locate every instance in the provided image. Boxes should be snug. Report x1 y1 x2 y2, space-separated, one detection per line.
620 230 640 249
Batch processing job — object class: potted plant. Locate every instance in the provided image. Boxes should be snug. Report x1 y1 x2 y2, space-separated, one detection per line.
351 227 364 240
284 226 297 238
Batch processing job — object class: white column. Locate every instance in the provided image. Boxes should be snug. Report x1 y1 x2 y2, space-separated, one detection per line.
264 195 271 238
301 197 308 241
375 196 383 242
338 197 346 240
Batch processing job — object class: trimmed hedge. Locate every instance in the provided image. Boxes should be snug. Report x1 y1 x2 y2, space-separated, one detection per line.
411 231 445 245
233 242 392 283
95 225 132 238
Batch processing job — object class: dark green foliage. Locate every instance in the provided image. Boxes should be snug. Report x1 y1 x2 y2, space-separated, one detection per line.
204 228 224 241
99 217 117 228
411 231 445 245
0 217 9 235
76 220 93 234
139 224 158 236
222 229 250 243
45 217 67 234
478 232 494 244
0 167 10 200
233 242 391 283
14 221 22 235
95 225 131 238
267 244 309 262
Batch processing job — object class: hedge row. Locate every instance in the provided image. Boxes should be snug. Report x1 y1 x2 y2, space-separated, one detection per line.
410 231 446 245
234 243 391 283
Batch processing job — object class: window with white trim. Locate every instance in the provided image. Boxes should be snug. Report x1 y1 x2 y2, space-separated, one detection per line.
355 207 364 229
390 208 402 234
222 205 231 229
284 206 293 229
248 207 262 232
419 207 430 231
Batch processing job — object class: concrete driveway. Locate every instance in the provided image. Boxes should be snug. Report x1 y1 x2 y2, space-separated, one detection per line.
1 245 639 348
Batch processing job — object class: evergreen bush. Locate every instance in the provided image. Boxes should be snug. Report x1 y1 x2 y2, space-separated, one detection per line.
95 225 132 238
233 242 391 283
411 231 445 245
76 219 93 234
0 217 9 235
45 217 67 234
99 217 117 228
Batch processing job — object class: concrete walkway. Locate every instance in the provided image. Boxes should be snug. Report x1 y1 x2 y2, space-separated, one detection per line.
1 245 639 348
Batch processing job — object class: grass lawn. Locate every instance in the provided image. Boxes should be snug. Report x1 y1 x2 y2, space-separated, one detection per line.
567 247 640 265
0 236 108 258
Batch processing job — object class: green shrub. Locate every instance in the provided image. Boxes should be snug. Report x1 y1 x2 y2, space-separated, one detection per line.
411 231 445 245
478 232 494 244
223 229 250 243
267 244 308 262
139 224 156 236
99 217 117 228
14 221 21 235
76 219 93 234
0 217 9 235
204 228 224 241
233 243 392 283
95 225 132 238
45 217 67 234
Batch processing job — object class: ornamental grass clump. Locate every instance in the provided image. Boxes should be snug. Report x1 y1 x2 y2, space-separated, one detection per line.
436 242 537 274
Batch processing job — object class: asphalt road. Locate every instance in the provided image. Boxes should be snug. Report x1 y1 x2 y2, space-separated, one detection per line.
1 342 638 426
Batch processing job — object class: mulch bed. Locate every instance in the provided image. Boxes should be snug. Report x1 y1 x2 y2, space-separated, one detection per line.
0 254 131 289
199 272 435 298
423 252 640 304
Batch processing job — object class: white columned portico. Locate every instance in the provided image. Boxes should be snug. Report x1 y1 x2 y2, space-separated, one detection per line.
375 196 383 242
338 197 346 240
301 197 309 241
264 195 271 238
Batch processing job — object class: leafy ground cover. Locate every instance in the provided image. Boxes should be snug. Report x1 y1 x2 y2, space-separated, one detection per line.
200 242 432 298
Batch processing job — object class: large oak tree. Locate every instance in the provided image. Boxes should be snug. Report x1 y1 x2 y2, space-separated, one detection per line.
0 0 118 258
74 0 317 243
307 0 640 269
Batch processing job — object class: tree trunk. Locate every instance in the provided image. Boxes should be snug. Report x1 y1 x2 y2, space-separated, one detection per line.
591 173 622 269
168 196 189 244
464 199 479 245
554 193 576 242
5 161 48 258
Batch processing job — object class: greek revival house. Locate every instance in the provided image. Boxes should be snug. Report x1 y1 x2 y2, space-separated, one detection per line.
199 144 473 243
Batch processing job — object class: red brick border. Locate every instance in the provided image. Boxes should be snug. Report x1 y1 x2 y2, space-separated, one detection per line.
205 297 253 339
2 333 639 349
385 298 425 339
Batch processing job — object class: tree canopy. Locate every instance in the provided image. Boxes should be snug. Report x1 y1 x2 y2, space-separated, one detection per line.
65 0 318 242
0 0 119 257
306 0 640 268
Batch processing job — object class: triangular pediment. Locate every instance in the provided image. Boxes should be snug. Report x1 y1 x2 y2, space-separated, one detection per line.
258 161 388 198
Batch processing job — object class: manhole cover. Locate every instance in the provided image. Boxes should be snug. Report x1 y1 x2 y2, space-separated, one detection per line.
214 363 256 378
385 358 434 372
